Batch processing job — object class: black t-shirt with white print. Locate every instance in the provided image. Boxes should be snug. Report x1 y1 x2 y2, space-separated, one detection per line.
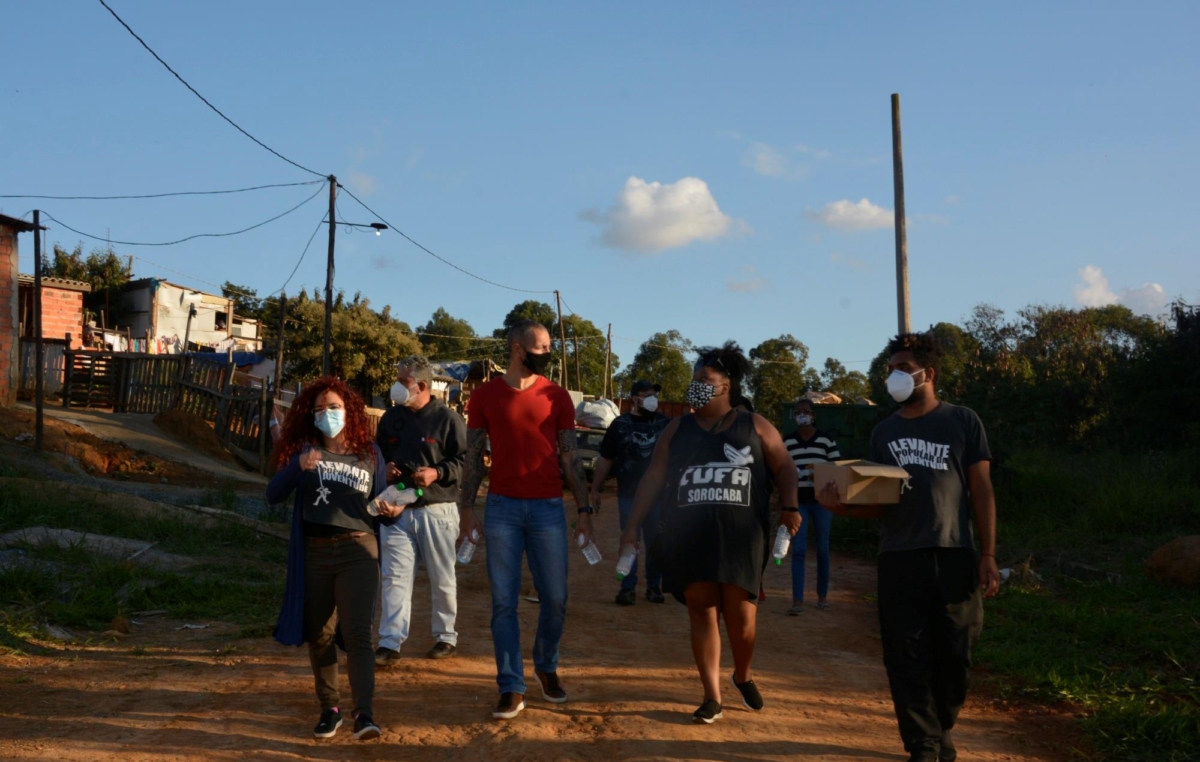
299 447 377 537
783 428 841 504
869 402 990 554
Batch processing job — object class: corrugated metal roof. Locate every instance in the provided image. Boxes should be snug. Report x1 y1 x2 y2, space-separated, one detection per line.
17 274 93 292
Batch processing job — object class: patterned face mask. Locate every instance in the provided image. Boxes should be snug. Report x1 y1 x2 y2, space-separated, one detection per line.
686 381 718 410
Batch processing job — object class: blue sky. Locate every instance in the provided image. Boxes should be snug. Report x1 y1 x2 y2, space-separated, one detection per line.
3 1 1197 375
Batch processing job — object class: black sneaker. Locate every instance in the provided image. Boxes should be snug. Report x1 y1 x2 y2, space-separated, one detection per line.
427 642 457 659
939 730 957 761
535 669 568 704
492 692 526 719
615 589 636 606
313 707 342 739
645 587 666 603
375 646 401 667
352 711 381 741
730 674 764 711
692 698 723 724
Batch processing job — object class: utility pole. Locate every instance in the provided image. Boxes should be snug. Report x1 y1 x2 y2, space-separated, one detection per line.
605 323 613 399
554 290 567 388
274 293 287 395
572 330 582 393
182 303 197 353
891 93 911 335
33 210 44 452
323 175 337 377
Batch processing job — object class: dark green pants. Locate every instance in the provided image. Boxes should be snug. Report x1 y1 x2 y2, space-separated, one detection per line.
305 533 380 715
878 548 983 760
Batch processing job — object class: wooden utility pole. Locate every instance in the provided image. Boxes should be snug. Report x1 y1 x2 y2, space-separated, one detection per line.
323 175 337 377
572 330 582 393
274 293 287 395
605 323 613 399
554 290 567 387
891 93 911 335
33 210 44 452
182 304 197 354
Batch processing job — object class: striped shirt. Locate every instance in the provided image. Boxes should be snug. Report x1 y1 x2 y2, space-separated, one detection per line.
783 429 841 503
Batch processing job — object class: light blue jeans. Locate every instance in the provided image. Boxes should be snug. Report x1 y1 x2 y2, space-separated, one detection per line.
378 502 460 651
617 495 662 593
484 493 569 695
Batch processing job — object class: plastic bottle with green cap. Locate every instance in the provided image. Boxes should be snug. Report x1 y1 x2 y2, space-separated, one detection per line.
367 483 423 516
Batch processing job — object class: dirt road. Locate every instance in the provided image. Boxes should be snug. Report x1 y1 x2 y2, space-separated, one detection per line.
0 505 1077 762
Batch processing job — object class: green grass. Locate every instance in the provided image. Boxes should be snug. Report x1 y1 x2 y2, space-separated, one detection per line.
0 482 285 636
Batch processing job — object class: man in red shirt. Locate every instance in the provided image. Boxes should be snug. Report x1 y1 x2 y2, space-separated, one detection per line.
459 320 594 721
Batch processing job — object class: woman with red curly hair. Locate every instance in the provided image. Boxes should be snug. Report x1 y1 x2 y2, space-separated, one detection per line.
267 377 402 742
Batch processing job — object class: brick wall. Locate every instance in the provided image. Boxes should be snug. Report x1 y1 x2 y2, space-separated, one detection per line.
0 227 18 407
20 285 85 349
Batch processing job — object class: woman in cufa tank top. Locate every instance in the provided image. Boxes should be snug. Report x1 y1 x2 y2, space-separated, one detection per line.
620 343 800 724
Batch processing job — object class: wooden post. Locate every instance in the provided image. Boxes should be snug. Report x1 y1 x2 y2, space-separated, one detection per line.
554 290 567 387
572 330 582 394
274 293 287 395
33 210 44 451
891 93 911 335
323 175 337 377
258 381 270 475
182 304 196 355
62 347 73 408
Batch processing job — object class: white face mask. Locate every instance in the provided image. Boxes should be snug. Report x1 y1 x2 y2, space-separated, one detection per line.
886 369 926 403
640 395 659 413
389 381 410 407
795 413 814 427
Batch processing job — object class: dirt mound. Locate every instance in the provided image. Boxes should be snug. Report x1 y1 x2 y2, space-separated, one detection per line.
153 410 237 466
0 407 244 489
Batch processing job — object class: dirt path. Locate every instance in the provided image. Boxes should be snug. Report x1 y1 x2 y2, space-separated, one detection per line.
0 505 1078 761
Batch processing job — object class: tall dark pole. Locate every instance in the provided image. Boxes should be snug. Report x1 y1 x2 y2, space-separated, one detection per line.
554 290 567 388
33 210 44 452
572 330 582 393
274 293 287 395
182 303 197 352
323 175 337 377
891 94 911 335
605 323 613 399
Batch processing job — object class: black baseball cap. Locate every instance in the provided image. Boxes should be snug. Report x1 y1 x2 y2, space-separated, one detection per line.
631 380 662 395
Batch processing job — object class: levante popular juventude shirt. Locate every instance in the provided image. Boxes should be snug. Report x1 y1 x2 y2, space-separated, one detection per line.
467 374 576 500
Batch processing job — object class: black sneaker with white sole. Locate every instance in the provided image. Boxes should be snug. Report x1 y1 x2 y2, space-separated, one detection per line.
493 692 526 719
692 698 724 724
730 674 764 711
352 712 381 741
535 669 568 704
313 707 342 739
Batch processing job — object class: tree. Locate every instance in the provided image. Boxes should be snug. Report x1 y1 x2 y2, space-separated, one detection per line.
43 243 134 325
221 281 263 321
419 307 481 360
488 299 561 372
820 357 872 401
748 335 820 425
614 330 693 401
280 289 421 402
560 313 617 396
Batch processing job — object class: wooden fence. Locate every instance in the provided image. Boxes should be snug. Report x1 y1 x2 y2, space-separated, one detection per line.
19 340 67 397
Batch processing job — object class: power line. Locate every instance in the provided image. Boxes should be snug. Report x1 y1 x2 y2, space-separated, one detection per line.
1 179 324 201
96 0 325 179
41 183 324 246
275 211 327 296
338 185 555 295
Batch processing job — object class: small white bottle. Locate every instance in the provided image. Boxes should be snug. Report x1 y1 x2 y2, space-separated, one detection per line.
366 484 423 516
615 544 638 580
772 525 792 565
457 528 482 564
577 533 602 565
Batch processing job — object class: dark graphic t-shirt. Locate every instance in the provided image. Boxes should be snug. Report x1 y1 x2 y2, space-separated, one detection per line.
598 411 672 497
869 402 991 553
298 447 377 536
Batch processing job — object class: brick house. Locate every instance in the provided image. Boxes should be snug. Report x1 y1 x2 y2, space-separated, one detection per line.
18 274 91 349
0 213 37 407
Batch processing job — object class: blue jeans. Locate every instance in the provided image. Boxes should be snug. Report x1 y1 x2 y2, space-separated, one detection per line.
617 495 663 593
484 493 569 695
791 502 833 602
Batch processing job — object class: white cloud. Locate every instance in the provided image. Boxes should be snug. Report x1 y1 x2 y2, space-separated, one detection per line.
806 198 894 231
583 176 743 253
1073 265 1170 316
743 142 789 177
345 171 378 196
727 266 766 293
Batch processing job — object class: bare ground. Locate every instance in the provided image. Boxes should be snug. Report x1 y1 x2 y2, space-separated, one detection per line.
0 499 1083 762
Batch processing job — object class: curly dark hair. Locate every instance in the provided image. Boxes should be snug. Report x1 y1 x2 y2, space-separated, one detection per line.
694 341 753 404
885 332 943 372
272 376 375 470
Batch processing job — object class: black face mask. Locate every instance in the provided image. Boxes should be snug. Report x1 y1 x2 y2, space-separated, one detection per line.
522 350 553 376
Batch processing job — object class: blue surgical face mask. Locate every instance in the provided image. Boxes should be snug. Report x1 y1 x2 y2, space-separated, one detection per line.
314 408 345 439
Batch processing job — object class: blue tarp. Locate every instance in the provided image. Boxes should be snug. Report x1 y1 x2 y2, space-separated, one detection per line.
432 361 471 382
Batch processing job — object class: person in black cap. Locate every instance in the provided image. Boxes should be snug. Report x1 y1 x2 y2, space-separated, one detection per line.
589 379 671 604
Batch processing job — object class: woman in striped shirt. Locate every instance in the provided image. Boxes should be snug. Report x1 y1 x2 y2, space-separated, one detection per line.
781 399 840 615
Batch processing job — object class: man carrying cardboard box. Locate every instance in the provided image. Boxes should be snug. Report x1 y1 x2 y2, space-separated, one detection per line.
818 332 999 762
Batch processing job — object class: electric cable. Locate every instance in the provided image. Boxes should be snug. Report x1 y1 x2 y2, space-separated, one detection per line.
1 179 324 201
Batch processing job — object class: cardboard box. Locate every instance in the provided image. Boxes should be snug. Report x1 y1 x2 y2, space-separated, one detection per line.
811 460 911 505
